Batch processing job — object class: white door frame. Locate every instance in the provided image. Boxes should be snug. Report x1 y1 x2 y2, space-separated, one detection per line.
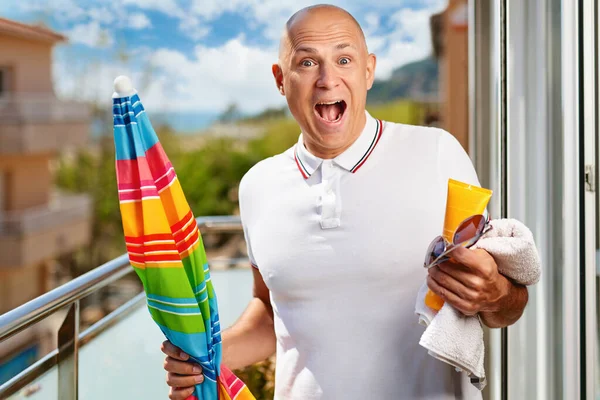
470 0 594 398
582 0 598 397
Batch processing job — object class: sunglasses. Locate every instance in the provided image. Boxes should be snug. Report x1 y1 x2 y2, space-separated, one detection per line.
423 214 492 269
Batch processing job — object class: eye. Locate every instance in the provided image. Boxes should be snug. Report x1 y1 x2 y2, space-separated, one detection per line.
301 59 315 67
339 57 351 65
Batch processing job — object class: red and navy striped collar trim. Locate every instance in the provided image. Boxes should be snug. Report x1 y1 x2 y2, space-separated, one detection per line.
294 115 384 179
294 145 313 179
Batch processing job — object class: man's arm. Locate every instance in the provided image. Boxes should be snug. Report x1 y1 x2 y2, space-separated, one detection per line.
161 268 276 400
221 267 276 369
427 246 529 328
478 278 528 328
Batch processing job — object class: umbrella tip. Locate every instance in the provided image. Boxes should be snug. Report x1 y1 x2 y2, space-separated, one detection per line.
113 75 136 98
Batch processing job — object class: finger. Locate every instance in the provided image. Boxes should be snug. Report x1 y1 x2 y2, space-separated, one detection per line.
428 266 478 302
446 246 491 269
448 246 476 267
163 357 203 375
436 261 484 290
169 386 195 400
427 275 478 316
166 372 204 388
436 257 471 273
161 340 190 361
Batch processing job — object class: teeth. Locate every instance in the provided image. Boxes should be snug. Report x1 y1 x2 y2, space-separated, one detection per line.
315 101 344 122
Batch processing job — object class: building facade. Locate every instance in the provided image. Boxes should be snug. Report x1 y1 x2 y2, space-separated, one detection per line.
0 17 92 384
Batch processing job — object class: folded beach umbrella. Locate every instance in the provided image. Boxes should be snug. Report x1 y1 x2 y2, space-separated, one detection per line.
112 76 254 400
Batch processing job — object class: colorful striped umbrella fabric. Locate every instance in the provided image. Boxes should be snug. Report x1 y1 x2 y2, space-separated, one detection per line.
112 76 254 400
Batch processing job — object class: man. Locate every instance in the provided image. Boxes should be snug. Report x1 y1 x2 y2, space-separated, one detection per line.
161 5 528 399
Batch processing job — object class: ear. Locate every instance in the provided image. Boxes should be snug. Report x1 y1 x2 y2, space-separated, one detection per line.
272 63 285 95
365 53 377 90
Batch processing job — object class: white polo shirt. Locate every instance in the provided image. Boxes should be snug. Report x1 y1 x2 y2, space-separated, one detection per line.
238 111 482 400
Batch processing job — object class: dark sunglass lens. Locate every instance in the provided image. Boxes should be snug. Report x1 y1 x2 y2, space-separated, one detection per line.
433 239 445 257
425 237 446 265
453 214 486 244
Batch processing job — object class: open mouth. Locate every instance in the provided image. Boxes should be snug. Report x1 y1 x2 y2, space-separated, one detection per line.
314 100 347 123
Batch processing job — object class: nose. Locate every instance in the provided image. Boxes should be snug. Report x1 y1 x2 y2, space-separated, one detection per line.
316 62 339 89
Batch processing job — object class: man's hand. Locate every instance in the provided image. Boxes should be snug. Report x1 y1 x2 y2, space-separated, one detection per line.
427 246 528 328
161 340 204 400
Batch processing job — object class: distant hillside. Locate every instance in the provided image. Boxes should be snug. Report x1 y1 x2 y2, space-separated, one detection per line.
367 56 439 104
199 56 439 130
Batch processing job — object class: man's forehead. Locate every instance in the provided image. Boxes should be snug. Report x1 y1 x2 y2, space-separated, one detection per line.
289 31 361 51
288 8 361 37
280 8 366 57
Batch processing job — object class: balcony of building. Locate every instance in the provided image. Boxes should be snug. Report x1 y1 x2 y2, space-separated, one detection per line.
0 94 91 155
0 192 92 269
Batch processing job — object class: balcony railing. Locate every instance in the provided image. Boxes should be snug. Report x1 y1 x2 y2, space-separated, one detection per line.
0 193 92 236
0 93 90 124
0 216 247 399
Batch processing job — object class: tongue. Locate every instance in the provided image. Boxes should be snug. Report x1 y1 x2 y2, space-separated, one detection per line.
318 103 342 121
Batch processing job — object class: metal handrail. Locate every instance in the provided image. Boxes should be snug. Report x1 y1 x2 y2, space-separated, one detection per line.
0 253 131 343
0 215 243 398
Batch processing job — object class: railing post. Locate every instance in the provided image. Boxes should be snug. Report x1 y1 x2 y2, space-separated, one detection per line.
58 300 79 400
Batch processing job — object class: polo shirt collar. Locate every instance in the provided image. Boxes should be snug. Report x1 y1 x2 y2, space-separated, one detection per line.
294 111 383 179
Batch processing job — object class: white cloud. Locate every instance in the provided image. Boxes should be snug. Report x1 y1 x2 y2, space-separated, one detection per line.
366 35 387 55
183 0 446 43
88 7 115 25
128 13 152 29
19 0 86 22
66 21 114 48
363 12 380 36
367 6 443 79
119 0 213 41
178 14 210 41
49 0 448 117
121 0 184 18
53 51 167 110
149 36 282 113
189 0 250 20
128 46 155 60
53 36 281 114
256 0 339 41
185 0 353 42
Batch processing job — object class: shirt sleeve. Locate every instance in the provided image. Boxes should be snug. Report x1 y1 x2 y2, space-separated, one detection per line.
436 129 481 187
238 174 259 270
436 130 489 218
241 222 259 270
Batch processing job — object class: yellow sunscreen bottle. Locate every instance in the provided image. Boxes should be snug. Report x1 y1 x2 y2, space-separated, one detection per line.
425 179 493 311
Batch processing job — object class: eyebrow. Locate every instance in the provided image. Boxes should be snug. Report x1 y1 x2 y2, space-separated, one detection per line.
295 43 356 54
335 43 354 50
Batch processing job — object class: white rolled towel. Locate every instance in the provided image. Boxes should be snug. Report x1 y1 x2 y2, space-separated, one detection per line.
472 218 541 285
415 218 542 390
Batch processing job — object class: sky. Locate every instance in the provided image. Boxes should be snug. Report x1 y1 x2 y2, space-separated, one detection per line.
0 0 447 129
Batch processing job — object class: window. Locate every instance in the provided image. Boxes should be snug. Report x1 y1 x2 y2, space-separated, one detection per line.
0 171 4 213
0 67 12 97
0 69 5 95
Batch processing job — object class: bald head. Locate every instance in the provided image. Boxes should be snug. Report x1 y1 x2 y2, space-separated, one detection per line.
278 5 367 62
270 4 377 160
